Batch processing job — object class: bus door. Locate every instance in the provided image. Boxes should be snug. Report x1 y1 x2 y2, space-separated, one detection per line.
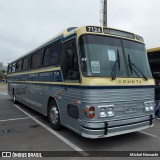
60 38 81 131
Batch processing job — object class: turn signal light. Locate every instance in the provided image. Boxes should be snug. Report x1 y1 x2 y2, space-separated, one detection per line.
154 100 156 110
88 106 95 119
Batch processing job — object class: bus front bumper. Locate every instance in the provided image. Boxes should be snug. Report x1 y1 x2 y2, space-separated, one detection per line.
81 115 154 139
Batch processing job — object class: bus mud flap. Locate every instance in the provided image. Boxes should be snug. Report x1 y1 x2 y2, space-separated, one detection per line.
104 122 108 135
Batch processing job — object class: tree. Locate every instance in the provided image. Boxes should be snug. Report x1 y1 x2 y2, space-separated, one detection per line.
1 70 5 74
0 70 6 80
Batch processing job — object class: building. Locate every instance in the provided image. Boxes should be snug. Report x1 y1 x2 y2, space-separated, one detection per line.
0 62 3 70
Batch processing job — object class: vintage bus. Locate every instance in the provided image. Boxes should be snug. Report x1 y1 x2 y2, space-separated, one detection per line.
7 26 155 139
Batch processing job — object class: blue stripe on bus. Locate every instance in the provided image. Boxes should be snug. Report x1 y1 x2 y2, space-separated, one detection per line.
8 70 63 82
59 85 155 90
40 84 155 89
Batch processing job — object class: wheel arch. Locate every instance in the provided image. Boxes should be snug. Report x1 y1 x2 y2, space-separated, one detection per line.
47 96 62 128
47 96 61 116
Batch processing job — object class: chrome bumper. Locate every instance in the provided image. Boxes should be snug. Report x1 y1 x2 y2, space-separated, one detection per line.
81 115 154 139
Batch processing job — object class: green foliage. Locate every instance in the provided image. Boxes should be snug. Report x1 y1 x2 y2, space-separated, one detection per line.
0 70 6 79
0 69 6 73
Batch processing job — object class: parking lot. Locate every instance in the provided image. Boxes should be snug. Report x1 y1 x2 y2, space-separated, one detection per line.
0 84 160 159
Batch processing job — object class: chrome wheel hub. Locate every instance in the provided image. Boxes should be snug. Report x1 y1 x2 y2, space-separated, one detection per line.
50 106 59 124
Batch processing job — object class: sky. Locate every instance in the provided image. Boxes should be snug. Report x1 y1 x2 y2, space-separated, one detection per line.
0 0 160 66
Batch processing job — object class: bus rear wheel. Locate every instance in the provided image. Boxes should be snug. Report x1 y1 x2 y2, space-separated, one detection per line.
48 100 61 130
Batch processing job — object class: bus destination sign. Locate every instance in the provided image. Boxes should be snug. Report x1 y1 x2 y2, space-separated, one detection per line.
86 26 102 33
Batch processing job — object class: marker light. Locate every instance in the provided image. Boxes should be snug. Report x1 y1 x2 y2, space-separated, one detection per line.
154 101 156 110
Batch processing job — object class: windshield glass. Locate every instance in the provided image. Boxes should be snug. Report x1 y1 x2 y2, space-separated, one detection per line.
79 35 152 78
123 40 152 78
79 35 127 77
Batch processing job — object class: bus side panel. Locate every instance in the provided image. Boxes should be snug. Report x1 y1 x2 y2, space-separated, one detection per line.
40 85 83 135
59 86 83 134
27 84 43 112
10 82 44 114
8 82 15 97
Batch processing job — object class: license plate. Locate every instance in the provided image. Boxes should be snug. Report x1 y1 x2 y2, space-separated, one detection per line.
125 106 137 113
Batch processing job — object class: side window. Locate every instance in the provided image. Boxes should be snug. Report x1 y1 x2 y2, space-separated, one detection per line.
8 65 11 73
16 60 22 72
12 63 16 73
8 65 12 73
43 46 52 66
61 39 79 80
23 56 29 71
50 42 61 65
31 51 42 69
43 41 61 67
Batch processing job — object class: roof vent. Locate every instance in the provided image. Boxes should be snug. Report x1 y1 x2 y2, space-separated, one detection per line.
67 27 77 32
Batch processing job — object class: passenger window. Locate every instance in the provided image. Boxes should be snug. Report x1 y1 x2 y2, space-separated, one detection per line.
23 56 29 71
12 63 16 73
50 44 60 65
31 51 42 69
43 41 61 67
43 46 51 67
16 60 22 72
8 65 12 73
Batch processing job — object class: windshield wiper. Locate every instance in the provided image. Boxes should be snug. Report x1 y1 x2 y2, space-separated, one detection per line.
128 54 148 81
128 54 140 77
110 49 120 80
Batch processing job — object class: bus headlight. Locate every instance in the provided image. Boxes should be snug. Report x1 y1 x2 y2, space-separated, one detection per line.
108 107 114 117
149 102 154 111
145 105 150 112
144 101 154 112
99 107 107 117
98 105 114 117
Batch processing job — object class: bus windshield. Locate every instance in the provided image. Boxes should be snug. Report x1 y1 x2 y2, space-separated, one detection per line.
79 35 152 78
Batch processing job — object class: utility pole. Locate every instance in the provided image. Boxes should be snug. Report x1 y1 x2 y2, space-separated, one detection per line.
103 0 107 26
100 0 107 26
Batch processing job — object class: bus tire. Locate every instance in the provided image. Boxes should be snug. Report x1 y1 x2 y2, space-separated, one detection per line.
13 90 18 104
48 100 61 130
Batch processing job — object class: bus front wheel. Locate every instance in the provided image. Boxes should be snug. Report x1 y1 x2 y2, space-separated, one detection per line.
48 100 61 130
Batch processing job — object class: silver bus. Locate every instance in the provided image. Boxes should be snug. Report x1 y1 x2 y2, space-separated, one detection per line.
8 26 155 138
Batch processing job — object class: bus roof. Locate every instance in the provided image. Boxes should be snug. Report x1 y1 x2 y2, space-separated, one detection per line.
147 47 160 53
8 25 144 65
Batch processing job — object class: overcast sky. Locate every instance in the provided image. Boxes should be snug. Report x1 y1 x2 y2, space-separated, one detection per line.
0 0 160 66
